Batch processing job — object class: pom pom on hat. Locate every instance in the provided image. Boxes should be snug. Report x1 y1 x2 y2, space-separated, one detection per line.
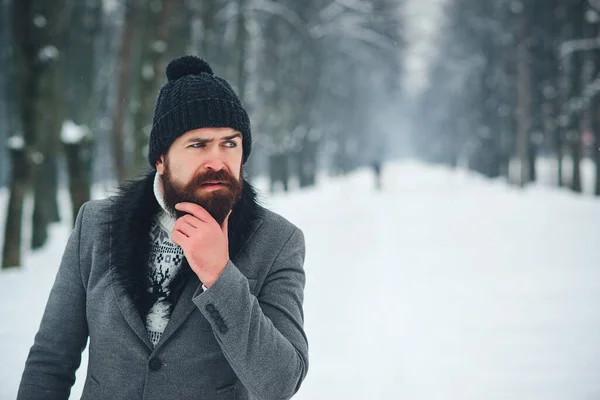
165 55 213 82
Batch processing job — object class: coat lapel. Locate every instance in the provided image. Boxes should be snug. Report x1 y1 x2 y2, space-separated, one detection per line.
113 281 155 350
108 211 154 350
152 276 199 350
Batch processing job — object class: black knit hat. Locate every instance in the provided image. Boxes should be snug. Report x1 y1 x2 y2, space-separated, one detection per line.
148 55 251 167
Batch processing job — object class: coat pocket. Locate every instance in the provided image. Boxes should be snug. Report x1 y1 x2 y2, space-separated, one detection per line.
216 384 236 399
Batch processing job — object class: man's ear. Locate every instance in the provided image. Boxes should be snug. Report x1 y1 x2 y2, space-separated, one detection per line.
156 155 165 175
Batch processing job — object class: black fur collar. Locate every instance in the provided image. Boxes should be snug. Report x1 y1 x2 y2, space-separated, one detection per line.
103 170 263 318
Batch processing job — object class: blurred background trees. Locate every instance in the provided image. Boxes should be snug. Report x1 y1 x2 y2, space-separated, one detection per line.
416 0 600 196
3 0 600 268
0 0 405 268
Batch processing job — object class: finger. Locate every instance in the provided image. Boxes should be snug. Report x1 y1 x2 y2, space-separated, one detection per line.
171 230 189 246
173 221 195 238
178 214 201 229
175 202 214 223
221 211 232 236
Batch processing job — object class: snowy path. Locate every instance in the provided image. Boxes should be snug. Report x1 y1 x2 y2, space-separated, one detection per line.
268 164 600 399
2 161 600 399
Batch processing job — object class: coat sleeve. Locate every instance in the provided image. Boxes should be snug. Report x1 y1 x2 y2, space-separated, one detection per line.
192 228 309 400
17 203 90 400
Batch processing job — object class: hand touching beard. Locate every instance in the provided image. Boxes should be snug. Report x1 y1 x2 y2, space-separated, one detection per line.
161 161 243 287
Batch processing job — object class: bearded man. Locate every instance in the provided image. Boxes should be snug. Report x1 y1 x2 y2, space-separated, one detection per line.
17 56 308 400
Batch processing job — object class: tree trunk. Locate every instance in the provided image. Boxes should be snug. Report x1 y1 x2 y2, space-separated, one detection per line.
591 6 600 196
297 137 317 188
112 0 136 183
235 0 247 104
235 0 255 177
564 2 584 193
515 10 531 187
551 94 564 187
553 92 564 187
4 0 38 267
198 1 219 64
527 141 536 182
2 148 30 268
31 51 64 249
556 137 564 187
596 138 600 196
0 0 12 187
62 0 101 222
64 141 92 225
167 1 191 59
131 0 174 177
29 0 67 249
268 154 289 193
593 99 600 196
571 137 583 192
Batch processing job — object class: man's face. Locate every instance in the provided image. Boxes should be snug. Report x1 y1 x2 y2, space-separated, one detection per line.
156 127 244 225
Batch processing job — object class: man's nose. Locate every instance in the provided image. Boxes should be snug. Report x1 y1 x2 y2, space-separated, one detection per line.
203 156 226 171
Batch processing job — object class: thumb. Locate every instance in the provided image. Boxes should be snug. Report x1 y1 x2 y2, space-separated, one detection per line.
221 211 232 237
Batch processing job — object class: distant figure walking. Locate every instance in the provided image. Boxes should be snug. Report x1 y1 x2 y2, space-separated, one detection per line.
372 161 382 191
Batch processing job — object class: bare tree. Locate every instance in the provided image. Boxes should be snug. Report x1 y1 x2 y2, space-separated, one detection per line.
565 1 586 193
112 0 136 183
514 3 532 186
252 0 403 188
3 0 66 266
130 0 176 177
61 0 102 224
30 0 68 249
593 25 600 195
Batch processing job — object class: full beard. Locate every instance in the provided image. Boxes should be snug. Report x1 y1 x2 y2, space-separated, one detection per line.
161 162 243 226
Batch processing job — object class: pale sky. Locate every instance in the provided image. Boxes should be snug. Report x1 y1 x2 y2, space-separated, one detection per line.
403 0 448 95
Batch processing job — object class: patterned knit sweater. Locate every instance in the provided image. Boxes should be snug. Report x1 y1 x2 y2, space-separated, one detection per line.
145 173 185 347
145 214 184 346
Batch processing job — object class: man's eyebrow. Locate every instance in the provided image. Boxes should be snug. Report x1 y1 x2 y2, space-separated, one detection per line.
184 137 213 144
183 133 241 144
221 133 242 141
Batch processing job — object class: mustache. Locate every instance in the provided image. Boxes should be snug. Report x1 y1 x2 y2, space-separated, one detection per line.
189 169 237 188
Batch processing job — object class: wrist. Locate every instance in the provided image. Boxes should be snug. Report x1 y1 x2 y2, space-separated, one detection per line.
196 259 230 289
201 276 215 288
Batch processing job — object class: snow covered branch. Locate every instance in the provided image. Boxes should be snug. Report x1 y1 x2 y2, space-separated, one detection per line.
559 75 600 119
589 0 600 12
333 0 372 14
61 120 91 144
6 136 25 150
583 76 600 102
318 2 345 22
250 0 397 53
249 0 305 33
334 27 398 52
311 13 366 38
311 5 397 52
560 37 600 58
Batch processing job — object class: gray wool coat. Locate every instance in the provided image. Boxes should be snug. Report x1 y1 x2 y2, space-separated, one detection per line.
17 197 308 400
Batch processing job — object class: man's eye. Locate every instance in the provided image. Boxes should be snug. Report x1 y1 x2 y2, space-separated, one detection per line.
224 141 237 148
190 143 205 148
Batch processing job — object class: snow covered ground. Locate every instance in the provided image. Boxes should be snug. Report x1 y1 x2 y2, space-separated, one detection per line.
1 160 600 399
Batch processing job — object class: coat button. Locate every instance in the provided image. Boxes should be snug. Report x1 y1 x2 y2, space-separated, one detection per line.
210 310 220 319
214 316 224 326
205 304 215 313
219 325 229 334
149 357 162 371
